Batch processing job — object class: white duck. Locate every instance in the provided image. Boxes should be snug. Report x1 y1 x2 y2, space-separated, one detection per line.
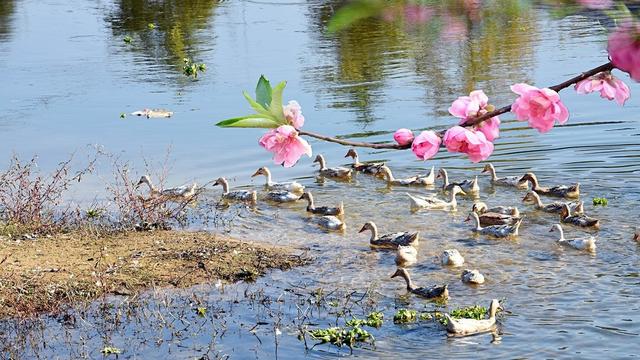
522 191 584 214
379 165 435 186
251 167 304 193
481 163 528 188
461 269 485 284
359 221 419 248
213 177 257 203
472 202 519 216
441 249 465 266
317 216 346 231
437 169 479 194
549 224 597 252
466 212 523 237
445 299 501 336
313 154 352 179
395 245 418 266
406 186 466 211
137 175 197 201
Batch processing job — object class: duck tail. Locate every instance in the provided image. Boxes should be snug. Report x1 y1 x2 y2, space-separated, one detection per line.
406 193 425 209
250 191 258 204
576 201 585 214
513 216 524 235
338 201 344 215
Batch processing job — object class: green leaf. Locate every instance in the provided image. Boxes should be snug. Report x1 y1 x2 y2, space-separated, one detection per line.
216 114 279 128
326 0 387 33
243 91 273 117
255 75 272 109
269 81 287 123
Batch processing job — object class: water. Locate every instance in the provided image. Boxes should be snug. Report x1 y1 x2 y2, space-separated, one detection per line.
1 0 639 358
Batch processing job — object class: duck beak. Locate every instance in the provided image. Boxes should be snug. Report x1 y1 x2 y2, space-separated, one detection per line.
460 190 467 196
464 216 471 222
250 170 260 177
358 226 367 233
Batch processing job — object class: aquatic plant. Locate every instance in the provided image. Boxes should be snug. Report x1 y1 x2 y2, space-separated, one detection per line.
345 311 384 328
101 346 122 355
123 35 132 44
182 58 206 79
393 308 417 323
147 23 155 29
119 112 126 119
308 326 373 348
592 197 608 206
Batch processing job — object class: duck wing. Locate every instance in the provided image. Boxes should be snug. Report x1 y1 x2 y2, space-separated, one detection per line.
414 284 448 299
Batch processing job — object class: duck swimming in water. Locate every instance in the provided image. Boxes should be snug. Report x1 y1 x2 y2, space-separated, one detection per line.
519 172 580 199
391 268 449 299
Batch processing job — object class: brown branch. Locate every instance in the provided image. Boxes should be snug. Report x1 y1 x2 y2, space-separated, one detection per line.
299 61 615 150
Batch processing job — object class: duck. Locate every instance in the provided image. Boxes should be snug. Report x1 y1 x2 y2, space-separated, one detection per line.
213 177 257 203
313 154 353 179
549 224 596 252
461 269 485 284
471 202 521 226
395 245 418 266
466 212 523 237
519 172 580 199
445 299 501 336
316 216 346 231
481 163 528 188
344 148 385 175
359 221 419 249
379 165 435 186
391 268 449 299
251 167 304 193
406 186 466 211
522 191 584 214
265 190 300 203
560 203 600 229
441 249 465 266
300 191 344 216
437 169 479 194
137 175 198 201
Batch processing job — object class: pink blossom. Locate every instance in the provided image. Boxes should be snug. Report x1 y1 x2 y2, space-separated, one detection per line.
443 126 494 163
283 100 304 129
575 71 630 105
577 0 613 9
259 125 312 168
411 131 441 160
404 5 434 24
608 21 640 81
394 128 415 146
510 83 569 133
448 90 500 141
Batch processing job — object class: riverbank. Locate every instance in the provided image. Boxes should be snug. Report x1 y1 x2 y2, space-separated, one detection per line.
0 231 308 318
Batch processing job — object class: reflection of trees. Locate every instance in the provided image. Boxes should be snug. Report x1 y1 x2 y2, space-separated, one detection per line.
0 0 16 41
106 0 218 66
305 0 537 125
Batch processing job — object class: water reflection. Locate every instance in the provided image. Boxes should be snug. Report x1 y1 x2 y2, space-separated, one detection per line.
106 0 218 74
0 0 16 42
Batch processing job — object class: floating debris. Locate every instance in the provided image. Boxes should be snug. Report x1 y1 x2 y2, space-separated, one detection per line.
182 58 206 78
101 346 122 355
123 35 132 44
592 197 608 206
147 23 156 29
130 109 173 118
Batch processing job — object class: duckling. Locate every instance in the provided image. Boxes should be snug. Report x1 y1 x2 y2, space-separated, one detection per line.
441 249 465 266
313 154 352 179
406 186 466 211
137 175 198 201
213 177 257 203
317 216 346 231
379 165 435 186
549 224 596 252
519 172 580 199
521 191 583 214
391 268 449 299
445 299 501 336
471 202 521 226
251 167 304 193
481 163 528 188
472 202 520 216
359 221 419 249
395 245 418 266
300 191 344 216
265 190 300 203
466 212 523 237
437 169 479 194
461 269 485 284
560 203 600 229
344 148 385 175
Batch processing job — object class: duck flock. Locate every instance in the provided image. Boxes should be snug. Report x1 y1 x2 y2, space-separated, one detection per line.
137 148 616 336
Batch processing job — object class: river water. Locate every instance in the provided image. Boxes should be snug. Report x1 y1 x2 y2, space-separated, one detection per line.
0 0 639 358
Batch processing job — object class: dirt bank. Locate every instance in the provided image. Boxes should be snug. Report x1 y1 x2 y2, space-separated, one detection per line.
0 231 308 318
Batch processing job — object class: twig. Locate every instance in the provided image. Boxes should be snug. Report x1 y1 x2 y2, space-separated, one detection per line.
298 61 615 150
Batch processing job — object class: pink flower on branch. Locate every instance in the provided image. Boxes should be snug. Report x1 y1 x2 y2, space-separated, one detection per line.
608 21 640 82
283 100 305 129
443 126 494 163
449 89 501 141
510 83 569 133
259 125 312 168
575 71 630 105
411 131 441 160
394 128 414 146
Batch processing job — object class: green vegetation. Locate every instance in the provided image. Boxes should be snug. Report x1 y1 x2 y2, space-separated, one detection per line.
182 58 206 78
123 35 132 44
437 305 489 326
345 311 384 328
393 309 417 324
196 307 207 317
147 23 155 29
592 197 608 206
101 346 122 355
308 326 373 348
119 112 126 119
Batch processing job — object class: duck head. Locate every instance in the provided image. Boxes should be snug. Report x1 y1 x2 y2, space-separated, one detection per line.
358 221 376 233
136 175 152 188
472 202 488 214
251 167 268 177
344 149 358 159
481 164 494 173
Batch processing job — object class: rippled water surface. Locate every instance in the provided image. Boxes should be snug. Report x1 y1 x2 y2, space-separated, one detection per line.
1 0 639 358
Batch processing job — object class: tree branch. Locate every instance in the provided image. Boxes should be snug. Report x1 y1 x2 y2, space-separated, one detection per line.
299 61 615 150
